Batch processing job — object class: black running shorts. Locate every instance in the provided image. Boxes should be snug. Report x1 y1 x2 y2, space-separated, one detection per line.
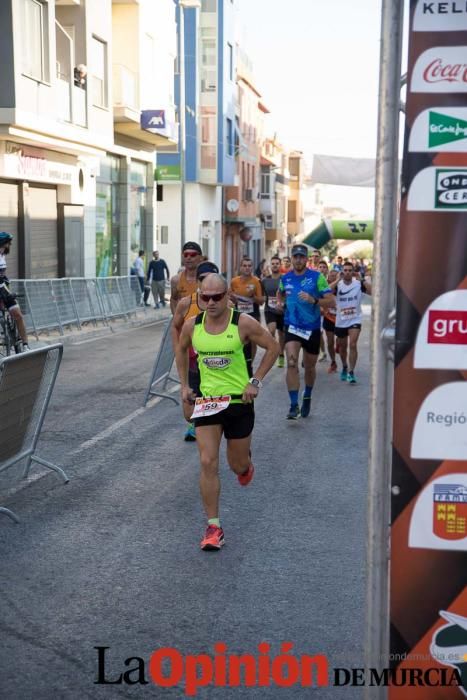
265 309 284 330
334 323 362 338
193 402 254 439
322 317 336 333
284 326 321 355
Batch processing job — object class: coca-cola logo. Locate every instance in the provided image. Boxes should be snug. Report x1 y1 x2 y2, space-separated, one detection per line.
412 47 467 93
423 59 467 84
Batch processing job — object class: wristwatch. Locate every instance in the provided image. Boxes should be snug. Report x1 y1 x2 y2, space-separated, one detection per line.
311 295 319 305
249 377 263 389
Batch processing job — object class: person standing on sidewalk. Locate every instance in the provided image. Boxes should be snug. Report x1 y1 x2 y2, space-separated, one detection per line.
147 251 170 308
175 273 279 551
277 244 334 420
133 250 149 306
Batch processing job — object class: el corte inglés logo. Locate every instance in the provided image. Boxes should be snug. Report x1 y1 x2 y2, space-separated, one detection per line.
429 111 467 148
202 357 231 369
435 170 467 209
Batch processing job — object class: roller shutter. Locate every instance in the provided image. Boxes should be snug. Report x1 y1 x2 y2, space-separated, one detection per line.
0 181 19 279
29 186 58 278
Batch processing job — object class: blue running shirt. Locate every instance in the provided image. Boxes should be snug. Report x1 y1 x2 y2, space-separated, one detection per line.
280 269 332 331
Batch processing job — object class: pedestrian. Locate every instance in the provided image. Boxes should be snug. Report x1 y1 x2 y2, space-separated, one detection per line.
170 241 203 314
175 273 279 550
147 250 170 308
133 250 149 305
172 261 219 442
276 243 334 419
261 255 285 367
330 261 372 384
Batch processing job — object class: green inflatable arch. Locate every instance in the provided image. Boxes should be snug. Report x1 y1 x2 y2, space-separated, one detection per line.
302 219 374 250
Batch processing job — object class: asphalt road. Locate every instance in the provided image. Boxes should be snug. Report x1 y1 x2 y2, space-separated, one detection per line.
0 309 371 699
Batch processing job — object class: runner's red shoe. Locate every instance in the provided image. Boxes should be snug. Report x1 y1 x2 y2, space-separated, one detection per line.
200 524 225 551
238 463 254 486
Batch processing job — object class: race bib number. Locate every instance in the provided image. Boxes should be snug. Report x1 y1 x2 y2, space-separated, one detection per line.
268 298 278 310
191 395 231 419
237 298 254 313
288 325 312 340
342 307 357 318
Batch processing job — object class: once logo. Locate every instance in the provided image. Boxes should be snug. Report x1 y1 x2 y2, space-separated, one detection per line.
435 170 467 208
428 310 467 344
202 356 231 369
429 111 467 148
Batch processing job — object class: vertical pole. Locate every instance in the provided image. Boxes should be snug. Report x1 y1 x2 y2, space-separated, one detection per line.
179 3 186 249
365 0 404 696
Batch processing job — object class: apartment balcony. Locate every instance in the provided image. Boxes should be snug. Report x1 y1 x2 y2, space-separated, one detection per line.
57 78 88 128
259 195 274 215
112 64 177 148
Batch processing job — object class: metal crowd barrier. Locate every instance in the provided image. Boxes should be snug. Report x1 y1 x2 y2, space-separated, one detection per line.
10 276 143 338
143 317 180 407
0 344 69 523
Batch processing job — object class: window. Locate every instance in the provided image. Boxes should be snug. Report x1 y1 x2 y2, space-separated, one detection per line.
288 200 297 223
201 0 217 10
160 226 169 245
289 157 299 177
91 36 108 108
260 171 270 198
252 165 256 190
226 118 233 157
227 43 233 80
201 30 216 93
22 0 49 82
201 107 217 170
156 185 163 202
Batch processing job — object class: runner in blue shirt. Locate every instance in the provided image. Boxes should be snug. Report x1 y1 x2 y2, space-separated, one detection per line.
277 244 334 419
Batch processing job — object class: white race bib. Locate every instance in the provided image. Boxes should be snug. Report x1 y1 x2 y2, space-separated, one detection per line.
268 298 278 309
191 395 231 419
237 298 254 313
288 325 312 340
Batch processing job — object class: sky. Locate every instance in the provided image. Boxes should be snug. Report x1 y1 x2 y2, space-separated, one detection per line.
235 0 387 217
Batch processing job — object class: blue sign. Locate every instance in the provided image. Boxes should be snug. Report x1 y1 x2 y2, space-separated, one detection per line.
141 110 166 132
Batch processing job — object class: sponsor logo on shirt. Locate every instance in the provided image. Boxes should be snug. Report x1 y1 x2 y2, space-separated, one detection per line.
202 357 231 369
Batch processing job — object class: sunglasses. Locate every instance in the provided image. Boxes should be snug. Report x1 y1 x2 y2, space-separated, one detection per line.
199 292 226 303
183 250 199 258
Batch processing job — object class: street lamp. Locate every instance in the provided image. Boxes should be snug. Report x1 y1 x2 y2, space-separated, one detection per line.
179 0 201 249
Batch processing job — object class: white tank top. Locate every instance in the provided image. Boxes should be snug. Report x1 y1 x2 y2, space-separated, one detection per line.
335 279 364 327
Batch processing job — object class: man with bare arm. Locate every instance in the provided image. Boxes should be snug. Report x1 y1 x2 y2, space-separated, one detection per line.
175 273 279 551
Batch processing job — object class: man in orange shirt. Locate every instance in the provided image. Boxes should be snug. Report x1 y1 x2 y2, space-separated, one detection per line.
229 257 265 362
170 241 203 314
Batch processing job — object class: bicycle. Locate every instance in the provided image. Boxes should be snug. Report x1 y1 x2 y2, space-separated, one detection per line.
0 297 24 356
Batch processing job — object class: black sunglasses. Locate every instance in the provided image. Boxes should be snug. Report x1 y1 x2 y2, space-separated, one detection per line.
199 292 226 303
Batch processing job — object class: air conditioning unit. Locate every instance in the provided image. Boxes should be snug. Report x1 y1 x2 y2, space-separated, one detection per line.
264 214 274 229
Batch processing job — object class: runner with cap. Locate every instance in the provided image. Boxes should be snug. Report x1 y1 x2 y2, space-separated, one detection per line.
261 255 285 367
170 241 203 314
172 261 219 440
175 273 279 551
276 243 334 419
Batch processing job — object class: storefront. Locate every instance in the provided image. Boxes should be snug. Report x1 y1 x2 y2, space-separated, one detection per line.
96 155 121 277
129 160 148 259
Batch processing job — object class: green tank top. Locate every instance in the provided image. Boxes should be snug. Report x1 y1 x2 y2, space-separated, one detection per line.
192 309 251 402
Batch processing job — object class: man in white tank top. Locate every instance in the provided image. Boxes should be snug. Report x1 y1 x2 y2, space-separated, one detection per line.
332 261 372 384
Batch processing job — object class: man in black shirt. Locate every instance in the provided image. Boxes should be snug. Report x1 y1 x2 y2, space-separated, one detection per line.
147 250 170 308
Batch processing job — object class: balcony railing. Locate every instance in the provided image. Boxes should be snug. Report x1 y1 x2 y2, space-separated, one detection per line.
113 64 138 112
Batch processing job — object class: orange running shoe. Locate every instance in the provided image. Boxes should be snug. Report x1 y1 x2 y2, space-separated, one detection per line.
238 463 254 486
327 361 338 374
200 524 225 551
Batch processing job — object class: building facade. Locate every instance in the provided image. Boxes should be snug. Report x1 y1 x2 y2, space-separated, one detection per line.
0 0 177 279
156 0 237 275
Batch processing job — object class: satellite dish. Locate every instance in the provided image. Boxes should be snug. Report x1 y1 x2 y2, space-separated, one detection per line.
226 198 239 213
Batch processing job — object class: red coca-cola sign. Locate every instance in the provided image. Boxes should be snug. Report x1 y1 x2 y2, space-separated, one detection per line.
423 58 467 84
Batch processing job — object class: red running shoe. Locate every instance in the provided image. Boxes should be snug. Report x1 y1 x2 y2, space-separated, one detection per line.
238 463 254 486
327 361 338 374
200 524 225 551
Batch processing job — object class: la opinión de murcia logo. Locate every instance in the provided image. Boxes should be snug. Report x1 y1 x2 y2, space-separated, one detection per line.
93 645 464 695
428 310 467 344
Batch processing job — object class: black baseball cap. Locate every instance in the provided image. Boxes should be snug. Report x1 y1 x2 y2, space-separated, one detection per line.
291 244 308 257
182 241 202 254
196 261 219 279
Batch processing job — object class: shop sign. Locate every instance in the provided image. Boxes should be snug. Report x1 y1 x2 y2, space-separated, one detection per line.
2 142 75 185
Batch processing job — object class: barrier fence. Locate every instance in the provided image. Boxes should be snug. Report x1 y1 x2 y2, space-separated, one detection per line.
10 276 145 338
0 344 68 523
144 317 180 407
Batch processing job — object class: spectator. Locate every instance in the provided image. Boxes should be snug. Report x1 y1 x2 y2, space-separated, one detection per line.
74 64 87 89
147 250 170 308
133 250 149 306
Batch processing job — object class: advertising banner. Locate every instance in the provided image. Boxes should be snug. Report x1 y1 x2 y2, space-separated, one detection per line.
390 1 467 698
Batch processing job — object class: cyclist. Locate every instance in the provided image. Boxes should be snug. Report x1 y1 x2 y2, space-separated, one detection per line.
0 232 29 350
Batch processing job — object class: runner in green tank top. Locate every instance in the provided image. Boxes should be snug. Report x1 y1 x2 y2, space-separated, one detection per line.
175 273 279 551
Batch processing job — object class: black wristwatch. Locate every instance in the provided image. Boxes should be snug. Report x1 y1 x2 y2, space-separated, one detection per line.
311 296 319 305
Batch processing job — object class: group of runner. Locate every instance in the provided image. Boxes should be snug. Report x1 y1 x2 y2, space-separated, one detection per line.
170 240 371 551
